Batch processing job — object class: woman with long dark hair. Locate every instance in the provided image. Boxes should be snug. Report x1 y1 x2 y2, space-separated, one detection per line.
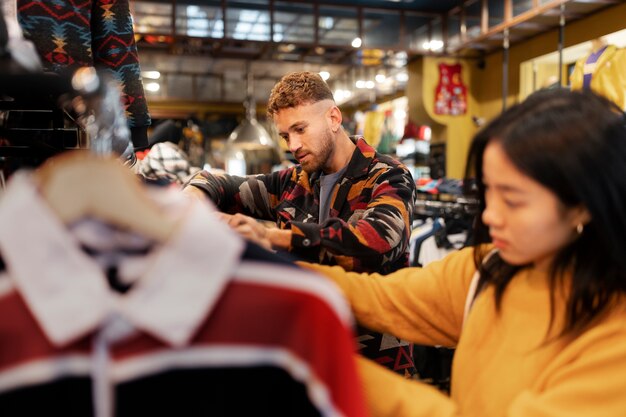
302 89 626 417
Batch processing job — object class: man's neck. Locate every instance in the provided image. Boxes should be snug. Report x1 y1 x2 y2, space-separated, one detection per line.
324 131 357 174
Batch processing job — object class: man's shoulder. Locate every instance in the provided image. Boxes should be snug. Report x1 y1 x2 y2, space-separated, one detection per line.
352 136 407 170
368 149 413 181
371 150 405 169
341 137 413 189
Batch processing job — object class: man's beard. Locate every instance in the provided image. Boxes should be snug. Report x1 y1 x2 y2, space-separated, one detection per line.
300 128 334 174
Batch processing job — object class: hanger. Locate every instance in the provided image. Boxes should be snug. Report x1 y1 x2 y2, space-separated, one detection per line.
30 66 179 243
35 151 179 242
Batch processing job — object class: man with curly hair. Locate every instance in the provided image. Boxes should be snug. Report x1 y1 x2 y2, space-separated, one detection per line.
185 71 416 274
184 71 418 376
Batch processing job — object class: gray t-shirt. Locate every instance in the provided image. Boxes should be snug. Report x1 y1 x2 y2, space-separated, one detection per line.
319 167 347 222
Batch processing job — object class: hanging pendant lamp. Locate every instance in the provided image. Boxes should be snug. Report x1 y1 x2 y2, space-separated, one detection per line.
223 68 282 175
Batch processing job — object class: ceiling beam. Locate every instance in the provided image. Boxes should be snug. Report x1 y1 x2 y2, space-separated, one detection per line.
569 0 621 4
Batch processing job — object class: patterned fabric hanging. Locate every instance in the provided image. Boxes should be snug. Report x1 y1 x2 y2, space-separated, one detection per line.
434 63 468 116
17 0 151 148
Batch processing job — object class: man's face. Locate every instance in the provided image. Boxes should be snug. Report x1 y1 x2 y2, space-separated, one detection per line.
273 100 336 174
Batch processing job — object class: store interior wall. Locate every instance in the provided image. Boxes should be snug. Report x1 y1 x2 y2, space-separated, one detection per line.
406 56 479 179
138 2 626 181
422 56 479 180
476 1 626 122
405 58 444 142
428 1 626 179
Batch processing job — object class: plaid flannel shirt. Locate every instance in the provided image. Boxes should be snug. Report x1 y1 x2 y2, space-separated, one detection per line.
187 138 416 274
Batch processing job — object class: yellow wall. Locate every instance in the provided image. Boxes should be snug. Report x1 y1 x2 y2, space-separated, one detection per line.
519 61 560 101
407 2 626 179
406 56 479 179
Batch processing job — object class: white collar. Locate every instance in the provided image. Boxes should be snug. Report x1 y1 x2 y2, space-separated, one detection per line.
0 172 244 348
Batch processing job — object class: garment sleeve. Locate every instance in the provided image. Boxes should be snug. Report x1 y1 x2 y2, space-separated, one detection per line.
357 356 459 417
599 48 626 110
355 322 626 417
291 165 416 272
184 169 290 221
300 247 478 347
306 250 626 417
91 0 151 148
569 56 585 91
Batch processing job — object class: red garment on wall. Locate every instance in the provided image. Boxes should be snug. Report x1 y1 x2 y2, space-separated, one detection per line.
434 63 468 116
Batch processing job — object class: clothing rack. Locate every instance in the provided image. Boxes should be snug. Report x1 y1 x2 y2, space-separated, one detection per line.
410 196 479 394
414 197 479 219
0 68 135 177
0 6 79 159
0 32 86 171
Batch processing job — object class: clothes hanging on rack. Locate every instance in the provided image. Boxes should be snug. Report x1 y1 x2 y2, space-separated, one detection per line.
570 43 626 110
409 218 442 267
418 228 467 267
410 198 477 267
136 141 198 185
408 198 476 392
0 170 366 417
16 0 151 148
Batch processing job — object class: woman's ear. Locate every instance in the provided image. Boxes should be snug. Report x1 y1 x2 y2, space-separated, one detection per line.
570 205 591 228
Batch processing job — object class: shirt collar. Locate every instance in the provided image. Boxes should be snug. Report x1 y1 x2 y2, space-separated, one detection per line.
0 172 244 348
306 136 374 186
346 137 377 179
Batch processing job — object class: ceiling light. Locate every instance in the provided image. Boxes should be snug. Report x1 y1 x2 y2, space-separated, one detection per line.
396 72 408 82
145 82 160 92
423 40 444 51
333 89 352 104
319 71 330 81
141 70 161 80
394 109 406 120
430 40 444 51
375 73 386 83
320 17 334 29
278 43 296 52
351 37 362 48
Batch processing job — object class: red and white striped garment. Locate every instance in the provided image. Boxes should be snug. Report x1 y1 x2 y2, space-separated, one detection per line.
0 172 367 417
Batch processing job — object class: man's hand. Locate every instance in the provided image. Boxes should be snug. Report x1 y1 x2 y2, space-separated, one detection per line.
219 213 292 251
226 213 273 250
182 185 207 201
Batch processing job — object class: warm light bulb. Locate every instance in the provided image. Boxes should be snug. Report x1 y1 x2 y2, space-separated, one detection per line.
142 70 161 79
145 82 160 92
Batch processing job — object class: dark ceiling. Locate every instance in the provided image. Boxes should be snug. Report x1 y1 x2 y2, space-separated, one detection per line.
291 0 462 13
132 0 622 117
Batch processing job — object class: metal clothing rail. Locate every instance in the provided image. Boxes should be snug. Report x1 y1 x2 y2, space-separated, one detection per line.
414 197 480 219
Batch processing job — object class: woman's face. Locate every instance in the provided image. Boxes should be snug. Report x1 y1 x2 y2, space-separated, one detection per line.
481 141 585 271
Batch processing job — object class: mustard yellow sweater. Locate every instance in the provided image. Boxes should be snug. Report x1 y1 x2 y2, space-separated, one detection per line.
301 246 626 417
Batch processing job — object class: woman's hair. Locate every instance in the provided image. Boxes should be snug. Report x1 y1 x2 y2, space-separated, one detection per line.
465 89 626 338
266 71 334 118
